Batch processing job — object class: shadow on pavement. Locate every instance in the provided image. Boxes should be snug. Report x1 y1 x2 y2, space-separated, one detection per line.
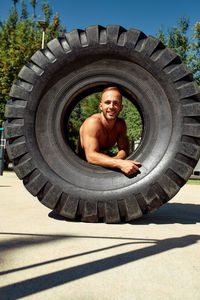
0 186 11 187
132 202 200 225
49 202 200 225
0 239 155 276
0 234 199 299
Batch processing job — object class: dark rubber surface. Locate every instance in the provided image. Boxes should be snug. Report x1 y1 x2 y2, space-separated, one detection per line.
4 25 200 223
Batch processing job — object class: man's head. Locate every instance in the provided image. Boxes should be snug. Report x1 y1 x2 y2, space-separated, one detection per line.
100 87 123 121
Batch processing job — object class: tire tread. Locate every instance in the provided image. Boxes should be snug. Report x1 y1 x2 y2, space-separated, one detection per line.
41 185 62 209
59 194 79 219
4 25 200 224
25 171 47 196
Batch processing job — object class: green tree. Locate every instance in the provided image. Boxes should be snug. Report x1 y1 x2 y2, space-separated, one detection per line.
0 0 65 125
30 0 38 18
68 94 101 151
157 16 200 85
120 98 142 152
189 22 200 84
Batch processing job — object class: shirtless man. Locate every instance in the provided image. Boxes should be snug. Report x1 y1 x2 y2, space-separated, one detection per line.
78 87 140 175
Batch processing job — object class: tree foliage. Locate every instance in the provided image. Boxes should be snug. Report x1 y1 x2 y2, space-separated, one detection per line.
0 0 65 125
157 16 200 85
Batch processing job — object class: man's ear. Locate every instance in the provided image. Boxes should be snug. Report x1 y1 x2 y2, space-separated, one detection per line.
99 102 102 111
120 104 123 112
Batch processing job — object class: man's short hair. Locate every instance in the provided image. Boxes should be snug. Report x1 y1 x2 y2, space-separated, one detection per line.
102 86 122 101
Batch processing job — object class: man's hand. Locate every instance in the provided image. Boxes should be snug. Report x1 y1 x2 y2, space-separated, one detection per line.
79 112 141 175
118 160 140 175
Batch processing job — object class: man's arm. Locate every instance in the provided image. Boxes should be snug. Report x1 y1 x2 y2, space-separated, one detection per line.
82 118 140 175
113 119 129 159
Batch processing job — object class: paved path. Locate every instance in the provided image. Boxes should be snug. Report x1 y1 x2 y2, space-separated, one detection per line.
0 172 200 300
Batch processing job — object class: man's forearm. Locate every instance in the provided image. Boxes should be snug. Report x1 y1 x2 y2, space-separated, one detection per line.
86 150 140 175
86 151 123 169
113 150 127 159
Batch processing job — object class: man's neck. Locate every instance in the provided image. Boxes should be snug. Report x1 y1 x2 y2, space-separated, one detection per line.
100 112 117 132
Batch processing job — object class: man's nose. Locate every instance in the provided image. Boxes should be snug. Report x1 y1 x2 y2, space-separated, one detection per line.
109 102 114 108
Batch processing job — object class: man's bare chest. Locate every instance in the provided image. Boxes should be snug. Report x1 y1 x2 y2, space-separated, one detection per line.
99 130 119 150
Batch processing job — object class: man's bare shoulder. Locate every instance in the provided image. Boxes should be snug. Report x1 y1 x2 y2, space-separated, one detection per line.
80 113 102 136
82 113 101 127
116 117 126 130
116 117 126 125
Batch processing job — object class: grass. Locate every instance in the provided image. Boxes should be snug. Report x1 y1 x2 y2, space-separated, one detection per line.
187 179 200 185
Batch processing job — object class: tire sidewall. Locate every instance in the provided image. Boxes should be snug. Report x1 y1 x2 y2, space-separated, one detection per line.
24 47 183 201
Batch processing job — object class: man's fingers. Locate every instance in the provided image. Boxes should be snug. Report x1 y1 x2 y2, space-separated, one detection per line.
120 160 141 175
133 161 141 166
132 162 139 171
127 163 139 175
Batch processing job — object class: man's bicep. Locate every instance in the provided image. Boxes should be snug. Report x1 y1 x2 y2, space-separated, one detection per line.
84 133 100 153
117 120 129 154
117 134 129 152
82 121 100 154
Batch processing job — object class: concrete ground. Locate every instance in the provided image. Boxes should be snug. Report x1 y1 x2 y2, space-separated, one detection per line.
0 171 200 300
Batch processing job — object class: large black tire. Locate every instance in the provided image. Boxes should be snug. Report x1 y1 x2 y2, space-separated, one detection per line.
4 25 200 223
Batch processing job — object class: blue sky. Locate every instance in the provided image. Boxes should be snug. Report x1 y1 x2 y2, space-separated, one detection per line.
0 0 199 37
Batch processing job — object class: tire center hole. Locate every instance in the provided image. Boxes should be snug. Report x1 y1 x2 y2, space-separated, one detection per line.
65 92 143 158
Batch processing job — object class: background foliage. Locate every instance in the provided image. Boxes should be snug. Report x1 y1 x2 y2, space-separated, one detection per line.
157 16 200 85
0 0 65 125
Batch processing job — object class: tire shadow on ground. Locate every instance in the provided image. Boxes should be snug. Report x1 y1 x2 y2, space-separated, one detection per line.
48 202 200 225
132 202 200 225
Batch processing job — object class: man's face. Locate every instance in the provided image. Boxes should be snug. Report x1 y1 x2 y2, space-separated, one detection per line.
100 90 123 121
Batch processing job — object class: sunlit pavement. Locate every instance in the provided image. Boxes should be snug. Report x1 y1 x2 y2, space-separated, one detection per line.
0 171 200 300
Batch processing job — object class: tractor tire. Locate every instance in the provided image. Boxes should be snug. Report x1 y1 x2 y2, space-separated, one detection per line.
4 25 200 223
